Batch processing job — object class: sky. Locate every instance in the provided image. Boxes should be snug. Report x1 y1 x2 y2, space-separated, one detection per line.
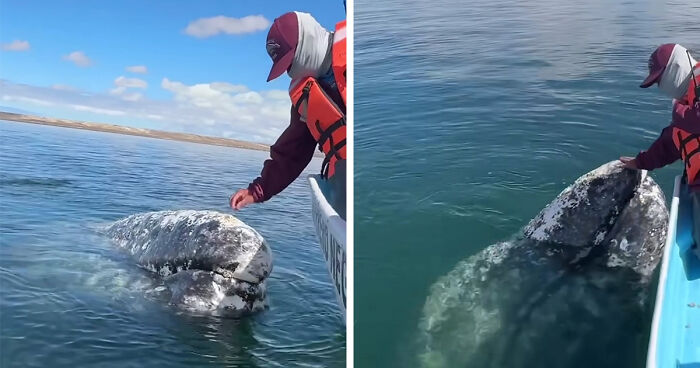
0 1 345 144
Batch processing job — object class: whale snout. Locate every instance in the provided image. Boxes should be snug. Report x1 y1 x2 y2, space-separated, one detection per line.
584 160 642 196
523 161 645 248
165 270 267 315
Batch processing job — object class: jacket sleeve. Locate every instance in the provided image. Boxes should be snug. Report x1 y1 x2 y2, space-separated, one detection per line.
634 126 680 170
247 107 317 203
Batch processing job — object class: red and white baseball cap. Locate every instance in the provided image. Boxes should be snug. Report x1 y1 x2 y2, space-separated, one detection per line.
265 12 299 82
640 43 677 88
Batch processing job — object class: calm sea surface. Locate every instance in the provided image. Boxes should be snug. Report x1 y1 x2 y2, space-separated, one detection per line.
0 121 345 367
354 1 699 366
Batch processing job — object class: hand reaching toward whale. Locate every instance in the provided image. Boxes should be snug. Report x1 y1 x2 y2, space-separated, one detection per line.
619 156 639 169
230 189 255 210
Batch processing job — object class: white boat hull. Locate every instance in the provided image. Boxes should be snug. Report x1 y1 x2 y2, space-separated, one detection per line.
308 174 346 320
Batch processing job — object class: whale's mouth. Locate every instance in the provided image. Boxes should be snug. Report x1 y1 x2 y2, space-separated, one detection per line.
571 172 641 257
141 259 241 279
575 168 645 260
163 269 267 315
134 255 270 315
213 264 239 278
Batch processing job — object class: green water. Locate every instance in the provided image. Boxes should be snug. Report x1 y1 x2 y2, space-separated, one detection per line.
354 0 698 366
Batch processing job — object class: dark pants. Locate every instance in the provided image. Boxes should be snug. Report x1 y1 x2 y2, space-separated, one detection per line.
327 159 346 220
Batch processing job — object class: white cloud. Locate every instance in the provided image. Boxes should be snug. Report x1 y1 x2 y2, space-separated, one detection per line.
70 104 126 116
146 114 164 120
161 78 280 118
110 86 127 95
210 82 249 94
114 76 148 89
52 84 76 91
122 92 143 102
184 15 270 38
63 51 92 67
110 76 148 100
2 40 30 51
159 78 290 134
0 79 290 143
126 65 148 74
2 95 54 106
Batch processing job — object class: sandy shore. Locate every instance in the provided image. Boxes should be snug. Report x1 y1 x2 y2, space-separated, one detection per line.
0 111 272 152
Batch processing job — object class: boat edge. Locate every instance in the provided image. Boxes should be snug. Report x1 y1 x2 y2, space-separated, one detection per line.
646 175 682 368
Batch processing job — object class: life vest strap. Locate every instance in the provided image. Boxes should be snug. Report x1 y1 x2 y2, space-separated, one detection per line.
678 131 700 147
293 81 313 122
316 117 345 150
677 131 700 165
331 138 346 159
321 138 346 178
684 144 700 169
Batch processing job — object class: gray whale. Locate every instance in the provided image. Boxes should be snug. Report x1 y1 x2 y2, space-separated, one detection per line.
418 161 669 367
105 210 272 316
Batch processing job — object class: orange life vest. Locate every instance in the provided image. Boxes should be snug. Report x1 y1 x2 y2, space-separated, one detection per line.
671 62 700 183
289 20 347 179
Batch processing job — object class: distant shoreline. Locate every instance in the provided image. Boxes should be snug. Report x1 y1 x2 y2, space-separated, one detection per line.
0 111 272 152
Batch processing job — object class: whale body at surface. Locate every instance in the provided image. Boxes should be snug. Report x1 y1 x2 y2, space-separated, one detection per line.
105 210 272 316
418 161 669 367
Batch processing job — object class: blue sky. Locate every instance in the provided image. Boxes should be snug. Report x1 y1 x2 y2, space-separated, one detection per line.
0 1 345 143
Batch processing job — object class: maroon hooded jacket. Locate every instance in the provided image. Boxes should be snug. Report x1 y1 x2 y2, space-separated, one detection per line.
635 99 700 191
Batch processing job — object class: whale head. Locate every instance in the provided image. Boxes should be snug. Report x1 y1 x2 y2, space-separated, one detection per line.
105 210 273 316
522 161 667 276
523 161 644 248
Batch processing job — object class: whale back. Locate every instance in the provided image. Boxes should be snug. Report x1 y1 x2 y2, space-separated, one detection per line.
106 210 272 283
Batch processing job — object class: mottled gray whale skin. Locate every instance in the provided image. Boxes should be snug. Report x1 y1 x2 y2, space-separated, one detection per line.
522 161 668 276
418 161 668 368
105 210 272 316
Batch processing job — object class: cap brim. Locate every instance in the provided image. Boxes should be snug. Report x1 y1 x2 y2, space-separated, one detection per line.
640 68 665 88
266 51 295 82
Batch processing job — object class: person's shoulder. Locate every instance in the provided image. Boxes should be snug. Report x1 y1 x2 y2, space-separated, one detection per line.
289 78 302 92
289 76 320 92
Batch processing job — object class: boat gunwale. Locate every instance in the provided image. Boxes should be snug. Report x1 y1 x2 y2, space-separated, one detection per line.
646 175 682 368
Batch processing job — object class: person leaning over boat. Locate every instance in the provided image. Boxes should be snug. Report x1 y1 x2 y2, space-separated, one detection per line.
229 12 347 219
619 43 700 248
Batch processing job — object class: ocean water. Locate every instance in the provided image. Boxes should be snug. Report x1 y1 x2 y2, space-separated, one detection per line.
354 0 699 367
0 121 345 367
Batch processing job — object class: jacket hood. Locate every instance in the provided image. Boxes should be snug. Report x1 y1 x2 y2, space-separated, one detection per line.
287 12 333 81
658 44 697 100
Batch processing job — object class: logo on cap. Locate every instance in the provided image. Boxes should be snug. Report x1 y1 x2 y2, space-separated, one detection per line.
266 40 280 60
